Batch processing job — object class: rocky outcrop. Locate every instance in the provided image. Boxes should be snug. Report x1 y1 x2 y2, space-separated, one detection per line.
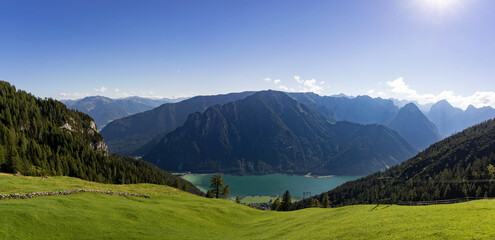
0 189 150 200
88 121 98 135
91 141 109 155
60 123 73 132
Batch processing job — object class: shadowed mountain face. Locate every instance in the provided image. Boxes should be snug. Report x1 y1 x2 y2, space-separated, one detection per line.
295 118 495 209
143 91 417 175
387 103 441 150
289 93 440 150
289 93 398 125
100 92 255 156
62 96 170 130
427 100 495 137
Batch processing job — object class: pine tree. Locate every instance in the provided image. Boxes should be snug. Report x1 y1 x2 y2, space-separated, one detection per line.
322 193 331 208
183 181 189 191
173 178 180 189
209 174 230 198
206 190 214 198
310 198 321 208
222 184 230 199
271 198 281 211
235 196 241 204
280 190 292 211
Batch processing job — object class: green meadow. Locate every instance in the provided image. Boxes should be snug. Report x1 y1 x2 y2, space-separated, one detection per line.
1 173 494 240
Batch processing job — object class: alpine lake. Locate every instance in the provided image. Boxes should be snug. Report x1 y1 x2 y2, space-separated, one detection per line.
182 174 362 200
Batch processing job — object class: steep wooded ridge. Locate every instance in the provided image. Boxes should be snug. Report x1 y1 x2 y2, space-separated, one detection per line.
62 96 170 130
100 91 255 155
427 100 495 137
295 118 495 209
143 91 417 175
289 93 441 150
0 81 201 195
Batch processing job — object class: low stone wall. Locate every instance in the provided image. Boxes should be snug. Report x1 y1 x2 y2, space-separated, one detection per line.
0 189 150 200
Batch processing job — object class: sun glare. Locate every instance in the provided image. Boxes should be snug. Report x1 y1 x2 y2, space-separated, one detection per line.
419 0 460 11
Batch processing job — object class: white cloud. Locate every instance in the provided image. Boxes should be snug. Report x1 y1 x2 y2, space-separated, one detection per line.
278 85 295 92
294 75 304 84
136 91 165 99
114 88 120 93
297 76 324 94
95 86 107 94
265 75 326 94
367 89 385 97
59 92 89 99
383 77 495 109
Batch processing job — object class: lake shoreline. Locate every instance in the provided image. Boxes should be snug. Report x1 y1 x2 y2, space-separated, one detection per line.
182 173 363 199
179 172 339 179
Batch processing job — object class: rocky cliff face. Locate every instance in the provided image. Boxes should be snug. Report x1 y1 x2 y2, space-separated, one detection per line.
91 140 109 155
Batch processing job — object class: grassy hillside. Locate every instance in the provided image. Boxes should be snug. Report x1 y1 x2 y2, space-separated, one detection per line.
1 173 495 239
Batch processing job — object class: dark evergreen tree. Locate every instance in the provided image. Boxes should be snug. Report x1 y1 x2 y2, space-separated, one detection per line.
235 196 241 204
271 198 281 211
173 178 180 189
280 190 292 211
209 174 230 199
311 198 321 208
206 190 214 198
322 193 331 208
222 184 230 199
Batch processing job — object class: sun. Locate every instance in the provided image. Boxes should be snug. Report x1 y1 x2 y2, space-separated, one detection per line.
419 0 460 11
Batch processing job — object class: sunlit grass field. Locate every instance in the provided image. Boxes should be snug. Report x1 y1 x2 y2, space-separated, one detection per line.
1 173 494 239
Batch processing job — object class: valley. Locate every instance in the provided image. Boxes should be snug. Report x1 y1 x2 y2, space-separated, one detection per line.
3 0 495 238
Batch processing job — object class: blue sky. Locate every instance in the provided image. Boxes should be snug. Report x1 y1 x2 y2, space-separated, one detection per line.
1 0 494 109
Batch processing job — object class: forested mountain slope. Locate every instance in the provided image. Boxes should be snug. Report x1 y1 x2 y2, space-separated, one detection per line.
0 81 201 195
295 118 495 209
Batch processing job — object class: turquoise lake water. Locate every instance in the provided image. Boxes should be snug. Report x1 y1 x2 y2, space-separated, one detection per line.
182 174 362 198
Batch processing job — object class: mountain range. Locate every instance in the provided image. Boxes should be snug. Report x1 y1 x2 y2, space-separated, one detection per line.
289 93 441 150
427 100 495 137
143 91 418 175
100 92 255 155
62 96 181 130
69 90 495 177
295 118 495 208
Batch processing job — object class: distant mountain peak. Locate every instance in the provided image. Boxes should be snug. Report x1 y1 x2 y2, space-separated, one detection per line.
401 102 420 111
432 99 455 109
388 102 440 150
466 104 477 111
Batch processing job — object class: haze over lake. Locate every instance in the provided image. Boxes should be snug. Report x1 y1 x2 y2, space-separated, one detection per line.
183 174 362 198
